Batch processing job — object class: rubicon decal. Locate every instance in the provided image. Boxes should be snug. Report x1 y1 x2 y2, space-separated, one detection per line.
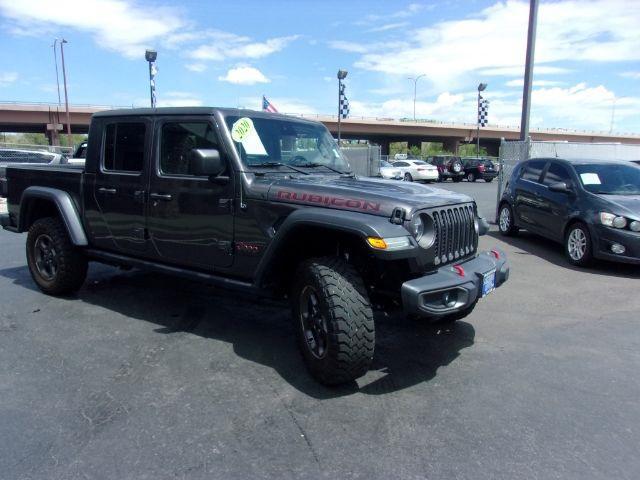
276 190 381 212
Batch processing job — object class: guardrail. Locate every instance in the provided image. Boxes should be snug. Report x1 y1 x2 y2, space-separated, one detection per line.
1 101 638 137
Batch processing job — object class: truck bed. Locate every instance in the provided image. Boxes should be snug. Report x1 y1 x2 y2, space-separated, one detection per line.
2 164 85 227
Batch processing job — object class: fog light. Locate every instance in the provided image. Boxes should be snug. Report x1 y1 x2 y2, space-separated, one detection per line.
611 243 626 254
442 290 458 308
630 221 640 232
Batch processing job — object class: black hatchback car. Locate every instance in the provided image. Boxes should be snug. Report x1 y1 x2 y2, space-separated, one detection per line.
498 158 640 266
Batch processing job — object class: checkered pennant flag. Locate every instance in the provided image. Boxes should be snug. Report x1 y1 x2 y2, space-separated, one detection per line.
339 83 350 119
478 96 489 127
150 63 158 108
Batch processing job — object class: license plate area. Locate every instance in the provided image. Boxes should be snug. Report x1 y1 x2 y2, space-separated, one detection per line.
480 269 496 297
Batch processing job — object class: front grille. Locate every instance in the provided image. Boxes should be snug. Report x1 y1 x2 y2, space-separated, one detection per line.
431 204 478 266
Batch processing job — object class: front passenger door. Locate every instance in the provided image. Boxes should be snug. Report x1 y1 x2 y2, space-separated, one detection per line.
537 162 575 241
146 119 235 270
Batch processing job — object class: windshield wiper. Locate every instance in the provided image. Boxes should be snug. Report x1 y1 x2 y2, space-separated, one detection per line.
291 162 353 175
250 162 309 175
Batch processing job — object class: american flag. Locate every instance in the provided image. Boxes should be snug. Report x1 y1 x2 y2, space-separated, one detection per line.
262 95 278 113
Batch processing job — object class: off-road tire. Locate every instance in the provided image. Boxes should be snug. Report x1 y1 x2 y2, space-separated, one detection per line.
26 217 88 295
467 172 476 182
565 222 593 267
498 203 519 236
292 256 375 385
452 176 463 183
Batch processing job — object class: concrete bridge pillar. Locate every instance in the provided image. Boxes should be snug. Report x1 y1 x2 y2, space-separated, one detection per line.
442 138 460 154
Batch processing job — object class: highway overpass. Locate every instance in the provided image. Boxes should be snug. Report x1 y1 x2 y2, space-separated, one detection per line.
2 102 639 156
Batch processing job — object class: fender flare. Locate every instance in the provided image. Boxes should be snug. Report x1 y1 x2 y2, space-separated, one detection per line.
19 186 88 246
253 207 415 287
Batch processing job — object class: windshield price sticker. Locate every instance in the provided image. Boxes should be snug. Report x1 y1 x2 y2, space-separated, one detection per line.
231 117 267 156
580 173 601 185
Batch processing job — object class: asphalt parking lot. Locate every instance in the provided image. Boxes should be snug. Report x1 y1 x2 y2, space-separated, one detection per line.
2 180 640 480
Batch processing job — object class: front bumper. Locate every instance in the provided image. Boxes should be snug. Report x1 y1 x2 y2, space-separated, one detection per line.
592 225 640 265
401 249 509 318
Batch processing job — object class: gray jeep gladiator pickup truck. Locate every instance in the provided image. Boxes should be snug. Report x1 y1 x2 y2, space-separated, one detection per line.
0 107 509 385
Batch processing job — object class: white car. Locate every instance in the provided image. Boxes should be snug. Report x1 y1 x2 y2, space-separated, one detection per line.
379 160 402 180
392 159 439 183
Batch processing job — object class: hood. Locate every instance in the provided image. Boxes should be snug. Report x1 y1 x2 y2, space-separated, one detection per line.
254 174 474 217
599 194 640 219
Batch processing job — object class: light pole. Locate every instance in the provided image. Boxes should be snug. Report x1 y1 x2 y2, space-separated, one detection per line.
408 74 426 121
477 82 487 157
145 49 158 108
51 39 62 106
520 0 539 141
337 69 348 144
60 39 72 147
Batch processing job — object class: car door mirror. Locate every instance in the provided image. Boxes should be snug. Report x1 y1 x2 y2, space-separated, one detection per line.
189 149 227 182
549 181 572 194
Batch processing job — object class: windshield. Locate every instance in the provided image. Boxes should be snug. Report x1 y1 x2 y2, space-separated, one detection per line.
575 163 640 195
225 115 350 172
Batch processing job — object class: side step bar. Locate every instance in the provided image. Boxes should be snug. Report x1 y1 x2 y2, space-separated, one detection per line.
84 249 264 296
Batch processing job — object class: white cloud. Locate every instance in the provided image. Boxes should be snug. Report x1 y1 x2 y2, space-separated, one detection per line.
0 0 185 58
332 0 640 90
479 66 571 77
0 1 298 64
218 66 270 85
0 71 18 87
155 91 203 107
620 71 640 80
505 79 564 88
350 91 465 119
191 34 298 61
367 22 408 33
185 63 207 73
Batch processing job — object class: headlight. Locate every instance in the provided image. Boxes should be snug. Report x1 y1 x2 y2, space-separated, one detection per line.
630 221 640 232
409 215 424 240
599 212 627 229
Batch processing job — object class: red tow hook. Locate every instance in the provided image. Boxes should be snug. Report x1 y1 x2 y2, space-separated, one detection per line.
490 250 500 260
453 265 465 277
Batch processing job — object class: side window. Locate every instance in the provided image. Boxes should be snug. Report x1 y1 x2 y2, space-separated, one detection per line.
520 160 546 183
160 122 219 176
103 123 146 173
542 163 572 186
394 161 408 167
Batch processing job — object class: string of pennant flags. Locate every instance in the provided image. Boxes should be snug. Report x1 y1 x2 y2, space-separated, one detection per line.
478 95 489 127
339 83 350 119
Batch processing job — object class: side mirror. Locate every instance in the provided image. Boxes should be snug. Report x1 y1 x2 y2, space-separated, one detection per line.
189 149 225 178
549 181 572 194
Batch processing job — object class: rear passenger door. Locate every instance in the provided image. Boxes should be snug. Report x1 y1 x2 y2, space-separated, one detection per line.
146 118 235 270
513 160 548 231
93 119 151 253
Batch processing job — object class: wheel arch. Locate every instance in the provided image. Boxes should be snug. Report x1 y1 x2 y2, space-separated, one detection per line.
254 207 411 293
19 187 88 246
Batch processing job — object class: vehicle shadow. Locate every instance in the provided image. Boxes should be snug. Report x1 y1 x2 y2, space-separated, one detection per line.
0 264 475 399
488 230 640 279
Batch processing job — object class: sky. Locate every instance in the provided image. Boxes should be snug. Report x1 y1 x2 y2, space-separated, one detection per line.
0 0 639 133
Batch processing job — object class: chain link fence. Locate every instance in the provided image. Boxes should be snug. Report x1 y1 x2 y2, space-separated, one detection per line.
495 139 640 221
340 145 382 177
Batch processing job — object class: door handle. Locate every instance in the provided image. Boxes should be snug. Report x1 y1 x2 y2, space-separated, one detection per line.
149 193 173 201
98 187 117 195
